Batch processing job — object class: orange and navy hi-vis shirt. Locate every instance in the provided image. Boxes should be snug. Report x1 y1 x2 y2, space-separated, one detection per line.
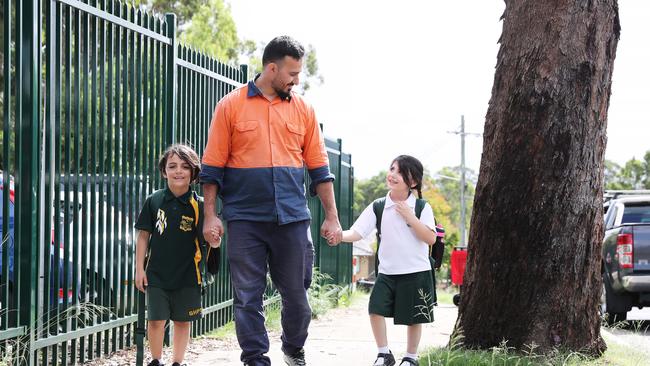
199 79 334 225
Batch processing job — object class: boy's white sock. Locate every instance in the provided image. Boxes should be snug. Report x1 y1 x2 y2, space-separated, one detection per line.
378 346 390 354
404 352 418 360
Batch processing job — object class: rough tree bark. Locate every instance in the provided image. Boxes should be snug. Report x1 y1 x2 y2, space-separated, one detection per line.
454 0 620 355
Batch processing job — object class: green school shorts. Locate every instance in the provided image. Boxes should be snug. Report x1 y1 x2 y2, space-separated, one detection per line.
368 270 435 325
146 286 202 322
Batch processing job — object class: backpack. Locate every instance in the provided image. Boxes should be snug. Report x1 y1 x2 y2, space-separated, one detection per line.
146 189 220 291
372 197 444 288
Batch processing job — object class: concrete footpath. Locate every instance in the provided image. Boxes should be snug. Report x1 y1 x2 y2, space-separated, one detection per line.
190 293 458 365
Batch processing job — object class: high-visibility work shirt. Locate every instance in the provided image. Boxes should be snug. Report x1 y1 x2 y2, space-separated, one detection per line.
200 79 334 225
135 188 204 290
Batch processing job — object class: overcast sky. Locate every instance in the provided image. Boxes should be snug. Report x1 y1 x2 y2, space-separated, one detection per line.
230 1 650 179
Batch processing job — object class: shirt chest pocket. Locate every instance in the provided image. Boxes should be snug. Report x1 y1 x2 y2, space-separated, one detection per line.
282 120 305 153
233 120 260 152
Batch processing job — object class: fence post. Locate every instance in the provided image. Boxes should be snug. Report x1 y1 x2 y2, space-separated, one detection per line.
164 13 177 146
239 64 249 83
16 0 41 364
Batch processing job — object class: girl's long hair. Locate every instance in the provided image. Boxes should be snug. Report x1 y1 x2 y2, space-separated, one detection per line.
392 155 424 199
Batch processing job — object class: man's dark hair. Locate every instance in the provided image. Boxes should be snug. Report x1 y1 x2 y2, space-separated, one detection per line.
262 36 305 66
392 155 425 199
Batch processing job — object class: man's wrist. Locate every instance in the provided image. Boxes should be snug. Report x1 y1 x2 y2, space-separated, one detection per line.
324 210 339 220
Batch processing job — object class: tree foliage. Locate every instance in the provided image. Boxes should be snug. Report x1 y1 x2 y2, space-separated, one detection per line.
143 0 323 93
604 151 650 190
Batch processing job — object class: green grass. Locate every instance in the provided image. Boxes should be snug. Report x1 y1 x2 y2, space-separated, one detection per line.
435 287 457 305
419 332 649 366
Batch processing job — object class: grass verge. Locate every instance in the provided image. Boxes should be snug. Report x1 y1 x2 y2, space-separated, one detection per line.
420 331 649 366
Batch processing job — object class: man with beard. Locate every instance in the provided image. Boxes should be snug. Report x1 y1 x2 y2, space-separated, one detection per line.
200 36 342 366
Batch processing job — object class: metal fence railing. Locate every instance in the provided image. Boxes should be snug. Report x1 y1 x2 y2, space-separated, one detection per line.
0 0 354 364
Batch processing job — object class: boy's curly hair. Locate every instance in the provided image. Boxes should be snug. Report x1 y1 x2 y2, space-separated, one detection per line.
158 144 201 183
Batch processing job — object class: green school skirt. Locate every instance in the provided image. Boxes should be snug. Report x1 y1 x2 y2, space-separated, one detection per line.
368 270 435 325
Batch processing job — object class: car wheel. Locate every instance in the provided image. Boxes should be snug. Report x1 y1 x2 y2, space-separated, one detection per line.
79 272 112 306
606 311 627 326
602 273 628 326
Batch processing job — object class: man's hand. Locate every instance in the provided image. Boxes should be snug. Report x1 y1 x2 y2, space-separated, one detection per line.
203 215 224 247
321 216 342 246
135 269 148 293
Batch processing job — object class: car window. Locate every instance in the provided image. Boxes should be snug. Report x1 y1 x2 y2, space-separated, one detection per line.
621 204 650 224
605 205 618 229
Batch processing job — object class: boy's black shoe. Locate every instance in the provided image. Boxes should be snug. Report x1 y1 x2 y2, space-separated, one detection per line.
283 348 306 365
170 363 186 366
147 360 164 366
373 351 396 366
399 357 419 366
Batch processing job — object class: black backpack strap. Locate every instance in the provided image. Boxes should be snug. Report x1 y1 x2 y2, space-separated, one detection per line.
414 199 431 255
415 199 425 219
373 198 386 238
372 198 386 277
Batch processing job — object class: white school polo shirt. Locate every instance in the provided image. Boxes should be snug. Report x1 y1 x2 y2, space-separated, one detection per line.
351 192 436 275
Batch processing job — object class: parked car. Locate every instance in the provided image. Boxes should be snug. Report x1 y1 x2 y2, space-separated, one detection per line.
601 190 650 324
1 177 77 310
0 176 126 311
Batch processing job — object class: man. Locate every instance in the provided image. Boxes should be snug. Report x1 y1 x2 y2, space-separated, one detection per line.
200 36 342 366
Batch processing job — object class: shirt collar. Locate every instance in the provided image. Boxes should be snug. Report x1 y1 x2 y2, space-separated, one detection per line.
247 74 292 101
384 191 416 208
164 187 192 204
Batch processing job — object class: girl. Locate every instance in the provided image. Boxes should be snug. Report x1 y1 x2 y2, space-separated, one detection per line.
339 155 436 366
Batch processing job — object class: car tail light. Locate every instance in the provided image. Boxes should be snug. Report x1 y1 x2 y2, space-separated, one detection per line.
616 233 634 269
58 288 73 302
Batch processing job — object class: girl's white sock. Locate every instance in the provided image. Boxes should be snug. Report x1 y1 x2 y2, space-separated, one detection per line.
378 346 390 354
404 352 418 360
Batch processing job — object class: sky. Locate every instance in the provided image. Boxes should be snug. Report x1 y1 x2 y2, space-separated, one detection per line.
230 1 650 180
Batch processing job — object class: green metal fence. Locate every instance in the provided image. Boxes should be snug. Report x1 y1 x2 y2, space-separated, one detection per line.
0 0 354 364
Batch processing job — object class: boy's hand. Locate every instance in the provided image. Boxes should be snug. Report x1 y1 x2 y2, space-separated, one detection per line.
204 215 224 246
395 201 416 225
135 269 148 293
209 226 222 248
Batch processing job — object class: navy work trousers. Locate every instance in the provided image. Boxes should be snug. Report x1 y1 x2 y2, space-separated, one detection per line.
227 220 314 366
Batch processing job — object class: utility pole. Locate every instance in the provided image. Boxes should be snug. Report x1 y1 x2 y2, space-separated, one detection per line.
460 116 467 247
448 115 481 248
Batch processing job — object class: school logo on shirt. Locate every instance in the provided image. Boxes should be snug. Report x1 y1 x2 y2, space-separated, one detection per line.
155 209 167 235
180 215 194 232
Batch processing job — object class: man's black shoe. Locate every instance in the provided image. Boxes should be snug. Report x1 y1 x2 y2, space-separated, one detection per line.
283 348 306 366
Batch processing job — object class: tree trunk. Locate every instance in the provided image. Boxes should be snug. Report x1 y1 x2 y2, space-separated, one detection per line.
454 0 620 355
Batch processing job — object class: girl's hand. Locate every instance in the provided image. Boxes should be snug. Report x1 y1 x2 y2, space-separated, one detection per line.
395 201 416 226
135 269 148 293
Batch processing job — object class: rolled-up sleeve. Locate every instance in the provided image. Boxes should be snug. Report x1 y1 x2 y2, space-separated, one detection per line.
308 166 334 196
200 100 231 189
303 105 334 196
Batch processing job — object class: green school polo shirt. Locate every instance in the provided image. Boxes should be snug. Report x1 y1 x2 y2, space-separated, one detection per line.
135 188 204 290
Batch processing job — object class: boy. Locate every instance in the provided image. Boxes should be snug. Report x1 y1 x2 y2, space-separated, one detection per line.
135 144 220 366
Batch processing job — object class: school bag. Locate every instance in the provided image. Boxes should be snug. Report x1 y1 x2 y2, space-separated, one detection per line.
372 197 443 302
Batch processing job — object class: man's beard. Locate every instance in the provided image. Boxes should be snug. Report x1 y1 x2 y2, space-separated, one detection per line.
273 83 292 100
